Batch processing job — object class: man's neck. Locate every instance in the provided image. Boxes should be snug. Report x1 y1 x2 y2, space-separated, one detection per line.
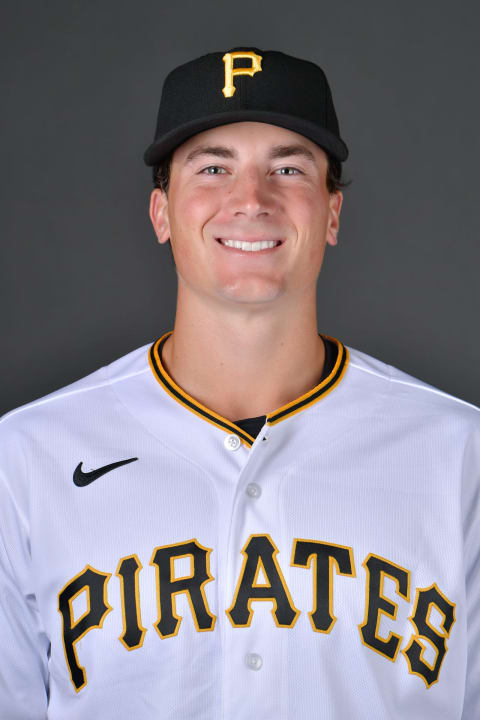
161 290 325 422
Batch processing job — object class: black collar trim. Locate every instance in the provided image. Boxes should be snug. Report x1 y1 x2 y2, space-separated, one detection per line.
149 331 349 447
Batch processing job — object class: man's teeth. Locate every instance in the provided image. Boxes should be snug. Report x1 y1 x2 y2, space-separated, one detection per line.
219 239 278 251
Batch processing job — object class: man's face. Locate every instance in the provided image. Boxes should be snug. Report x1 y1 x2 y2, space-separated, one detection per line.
149 121 343 308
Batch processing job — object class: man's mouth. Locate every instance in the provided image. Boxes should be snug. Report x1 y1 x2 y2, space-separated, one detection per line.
215 238 283 252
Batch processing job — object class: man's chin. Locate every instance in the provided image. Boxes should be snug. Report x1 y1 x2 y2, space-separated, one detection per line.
216 284 285 308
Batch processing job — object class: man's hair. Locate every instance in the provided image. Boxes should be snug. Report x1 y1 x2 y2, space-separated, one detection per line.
152 147 351 260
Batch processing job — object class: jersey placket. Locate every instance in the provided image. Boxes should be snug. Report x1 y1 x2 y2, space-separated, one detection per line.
221 422 289 720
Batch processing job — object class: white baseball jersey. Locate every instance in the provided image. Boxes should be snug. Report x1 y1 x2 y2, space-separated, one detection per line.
0 330 479 719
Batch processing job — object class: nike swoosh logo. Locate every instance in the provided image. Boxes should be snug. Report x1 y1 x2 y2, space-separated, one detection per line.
73 457 138 487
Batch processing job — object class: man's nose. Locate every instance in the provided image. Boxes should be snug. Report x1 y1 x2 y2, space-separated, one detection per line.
228 169 277 219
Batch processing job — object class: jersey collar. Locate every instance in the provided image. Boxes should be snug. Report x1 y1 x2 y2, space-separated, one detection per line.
148 331 349 448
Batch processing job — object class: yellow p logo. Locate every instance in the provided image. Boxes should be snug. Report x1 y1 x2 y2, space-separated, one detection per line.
222 51 263 98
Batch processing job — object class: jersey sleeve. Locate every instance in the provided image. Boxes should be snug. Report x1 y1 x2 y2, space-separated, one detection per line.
461 420 480 717
0 442 50 719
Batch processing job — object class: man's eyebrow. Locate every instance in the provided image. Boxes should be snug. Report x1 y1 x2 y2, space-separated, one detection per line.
184 146 237 164
267 144 316 164
183 143 317 165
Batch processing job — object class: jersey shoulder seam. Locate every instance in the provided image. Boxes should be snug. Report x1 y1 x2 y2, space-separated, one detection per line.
0 368 149 425
348 360 480 413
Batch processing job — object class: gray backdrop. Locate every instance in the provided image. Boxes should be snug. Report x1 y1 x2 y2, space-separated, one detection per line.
2 0 479 416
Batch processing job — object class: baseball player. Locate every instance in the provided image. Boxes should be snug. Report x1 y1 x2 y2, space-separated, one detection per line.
0 46 479 719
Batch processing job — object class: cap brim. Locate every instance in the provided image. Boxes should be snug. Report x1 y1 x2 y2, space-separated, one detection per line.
143 110 349 166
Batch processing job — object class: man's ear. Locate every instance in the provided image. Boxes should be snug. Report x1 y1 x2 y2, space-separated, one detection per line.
326 191 343 247
149 188 171 245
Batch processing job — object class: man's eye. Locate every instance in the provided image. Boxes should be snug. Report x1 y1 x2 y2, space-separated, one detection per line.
276 167 302 175
200 166 226 175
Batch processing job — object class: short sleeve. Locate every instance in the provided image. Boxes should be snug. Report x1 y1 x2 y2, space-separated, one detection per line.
461 423 480 717
0 457 50 718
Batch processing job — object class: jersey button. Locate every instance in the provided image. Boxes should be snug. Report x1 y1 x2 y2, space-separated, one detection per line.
245 652 263 671
224 433 241 451
245 482 262 499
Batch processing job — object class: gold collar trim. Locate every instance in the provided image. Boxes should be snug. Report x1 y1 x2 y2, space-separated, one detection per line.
149 331 349 448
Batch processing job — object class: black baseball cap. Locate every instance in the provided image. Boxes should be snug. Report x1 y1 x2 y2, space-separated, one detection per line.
143 47 349 167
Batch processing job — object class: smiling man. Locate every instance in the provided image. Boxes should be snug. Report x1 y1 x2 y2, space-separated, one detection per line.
0 47 479 720
149 120 342 423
